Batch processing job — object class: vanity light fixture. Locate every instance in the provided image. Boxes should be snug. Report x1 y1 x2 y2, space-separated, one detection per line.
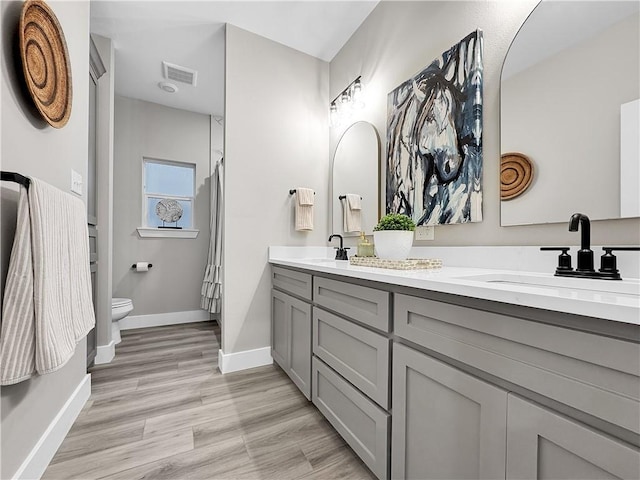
330 76 365 127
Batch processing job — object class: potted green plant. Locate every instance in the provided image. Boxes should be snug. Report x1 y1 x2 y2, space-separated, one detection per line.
373 213 416 260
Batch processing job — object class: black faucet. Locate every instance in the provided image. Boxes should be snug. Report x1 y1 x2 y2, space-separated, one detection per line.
541 213 640 280
328 234 350 260
568 213 594 272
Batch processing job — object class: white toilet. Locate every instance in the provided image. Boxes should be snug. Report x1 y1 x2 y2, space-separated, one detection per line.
111 298 134 345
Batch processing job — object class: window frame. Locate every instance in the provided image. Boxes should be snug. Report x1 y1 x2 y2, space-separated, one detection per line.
141 157 196 230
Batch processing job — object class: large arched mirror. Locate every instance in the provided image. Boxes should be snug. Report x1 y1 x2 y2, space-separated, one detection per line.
500 1 639 226
331 121 380 236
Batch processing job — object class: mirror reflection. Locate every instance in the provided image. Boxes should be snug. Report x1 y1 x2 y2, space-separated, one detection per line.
500 0 639 226
332 121 380 236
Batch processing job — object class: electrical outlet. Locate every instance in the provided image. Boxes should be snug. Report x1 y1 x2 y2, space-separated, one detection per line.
415 225 434 241
71 169 83 195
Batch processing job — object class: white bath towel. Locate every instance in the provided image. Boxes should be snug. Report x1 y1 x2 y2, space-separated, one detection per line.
1 178 95 385
294 187 314 231
343 193 362 233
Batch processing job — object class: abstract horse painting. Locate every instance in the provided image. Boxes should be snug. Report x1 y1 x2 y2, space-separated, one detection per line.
386 30 483 225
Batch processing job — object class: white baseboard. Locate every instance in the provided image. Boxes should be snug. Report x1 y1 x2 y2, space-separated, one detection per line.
119 310 212 331
218 347 273 374
94 341 115 365
12 374 91 480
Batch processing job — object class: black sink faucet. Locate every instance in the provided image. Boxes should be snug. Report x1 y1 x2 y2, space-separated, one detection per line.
568 213 594 272
542 214 639 279
328 234 349 260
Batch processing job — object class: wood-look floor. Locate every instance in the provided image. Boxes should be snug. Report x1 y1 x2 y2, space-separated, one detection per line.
43 322 375 480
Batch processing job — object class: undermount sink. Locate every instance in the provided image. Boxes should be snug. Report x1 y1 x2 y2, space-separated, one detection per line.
457 272 640 297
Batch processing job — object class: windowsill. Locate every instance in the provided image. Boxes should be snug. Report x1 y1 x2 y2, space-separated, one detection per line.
136 227 199 239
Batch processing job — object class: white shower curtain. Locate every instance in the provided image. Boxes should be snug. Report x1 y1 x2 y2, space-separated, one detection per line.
201 157 223 314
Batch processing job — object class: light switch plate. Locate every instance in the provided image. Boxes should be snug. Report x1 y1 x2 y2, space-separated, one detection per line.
415 225 435 241
71 169 83 195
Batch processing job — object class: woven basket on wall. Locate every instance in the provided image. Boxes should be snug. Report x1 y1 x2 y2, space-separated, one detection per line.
19 0 73 128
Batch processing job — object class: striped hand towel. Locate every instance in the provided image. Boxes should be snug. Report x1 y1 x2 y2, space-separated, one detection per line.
1 178 95 385
294 187 314 231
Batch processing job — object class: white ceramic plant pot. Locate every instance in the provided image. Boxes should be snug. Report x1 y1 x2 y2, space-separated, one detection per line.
373 230 414 260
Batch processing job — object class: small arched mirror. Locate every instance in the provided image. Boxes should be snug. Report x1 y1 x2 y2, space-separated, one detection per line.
331 121 380 236
500 0 639 226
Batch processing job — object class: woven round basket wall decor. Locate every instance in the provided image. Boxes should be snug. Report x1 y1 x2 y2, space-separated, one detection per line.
19 0 72 128
500 152 534 200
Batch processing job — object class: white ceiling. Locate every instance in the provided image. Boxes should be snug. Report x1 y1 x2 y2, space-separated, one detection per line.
90 1 379 116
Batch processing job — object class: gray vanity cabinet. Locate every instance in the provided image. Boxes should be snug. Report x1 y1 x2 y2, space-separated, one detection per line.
270 267 313 400
506 394 639 480
392 343 508 480
271 264 639 480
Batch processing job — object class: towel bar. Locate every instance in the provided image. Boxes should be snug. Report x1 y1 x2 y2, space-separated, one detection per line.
338 195 362 200
289 189 315 195
1 171 30 189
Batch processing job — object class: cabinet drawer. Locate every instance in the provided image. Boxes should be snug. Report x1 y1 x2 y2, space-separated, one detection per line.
313 307 390 409
312 357 389 480
507 394 640 480
313 277 390 332
395 294 640 435
272 266 312 300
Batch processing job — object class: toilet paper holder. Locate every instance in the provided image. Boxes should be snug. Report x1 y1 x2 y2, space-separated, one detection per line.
131 263 153 269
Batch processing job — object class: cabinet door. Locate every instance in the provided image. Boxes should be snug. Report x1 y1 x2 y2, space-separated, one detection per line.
506 394 640 480
271 289 312 400
392 343 507 480
288 295 311 399
271 289 289 370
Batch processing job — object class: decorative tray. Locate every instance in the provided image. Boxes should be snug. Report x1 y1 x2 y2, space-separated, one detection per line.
349 256 443 270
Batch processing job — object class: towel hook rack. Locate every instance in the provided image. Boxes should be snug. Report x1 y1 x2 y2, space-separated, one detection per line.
1 171 30 189
338 195 362 200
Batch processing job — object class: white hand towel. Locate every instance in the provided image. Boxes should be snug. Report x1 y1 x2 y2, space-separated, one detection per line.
346 193 362 211
296 188 315 206
295 187 314 231
1 178 96 385
343 194 362 233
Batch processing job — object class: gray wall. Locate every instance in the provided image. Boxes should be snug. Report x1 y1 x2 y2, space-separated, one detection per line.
0 1 90 477
329 1 640 246
501 14 639 225
113 96 211 316
223 25 329 354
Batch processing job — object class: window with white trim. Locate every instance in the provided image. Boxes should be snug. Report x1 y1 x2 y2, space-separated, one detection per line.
143 158 195 229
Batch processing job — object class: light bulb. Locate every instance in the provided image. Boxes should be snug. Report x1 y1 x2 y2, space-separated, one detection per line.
330 103 338 127
352 79 364 110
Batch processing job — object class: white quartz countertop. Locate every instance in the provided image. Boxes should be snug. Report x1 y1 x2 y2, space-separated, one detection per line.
269 248 640 326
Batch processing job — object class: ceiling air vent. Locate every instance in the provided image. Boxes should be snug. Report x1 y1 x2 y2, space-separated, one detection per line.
162 61 198 87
